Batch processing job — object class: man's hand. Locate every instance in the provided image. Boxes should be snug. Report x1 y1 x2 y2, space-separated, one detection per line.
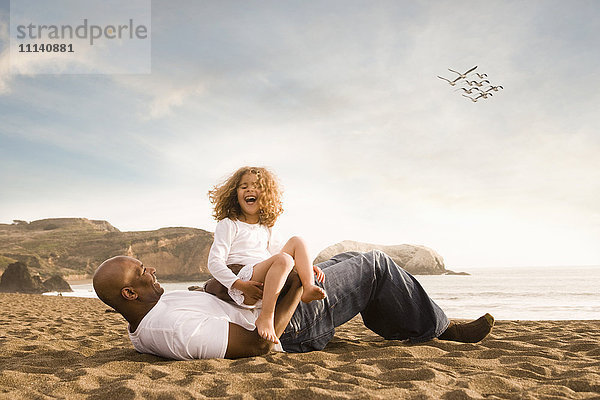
232 279 264 304
313 265 325 283
204 278 232 302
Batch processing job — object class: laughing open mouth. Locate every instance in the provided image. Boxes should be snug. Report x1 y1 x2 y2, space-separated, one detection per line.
244 195 257 205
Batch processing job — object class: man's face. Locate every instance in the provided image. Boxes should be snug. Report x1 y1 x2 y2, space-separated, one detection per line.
123 258 164 302
237 172 261 220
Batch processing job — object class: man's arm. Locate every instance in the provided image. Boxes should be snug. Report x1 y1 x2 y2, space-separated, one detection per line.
203 264 244 302
224 272 302 358
203 277 234 302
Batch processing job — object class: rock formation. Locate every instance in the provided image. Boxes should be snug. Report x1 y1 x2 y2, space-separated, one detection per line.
0 262 73 293
314 240 465 275
0 262 46 293
1 218 467 282
42 275 73 292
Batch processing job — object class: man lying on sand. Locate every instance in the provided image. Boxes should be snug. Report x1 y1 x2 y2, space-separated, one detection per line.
93 251 494 360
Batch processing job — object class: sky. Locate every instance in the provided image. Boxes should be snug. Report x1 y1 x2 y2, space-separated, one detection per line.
1 0 599 268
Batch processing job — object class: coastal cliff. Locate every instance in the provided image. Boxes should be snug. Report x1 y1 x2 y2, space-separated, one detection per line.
1 218 465 280
0 218 214 281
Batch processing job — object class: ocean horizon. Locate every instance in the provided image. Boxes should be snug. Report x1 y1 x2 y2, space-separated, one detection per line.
48 265 600 321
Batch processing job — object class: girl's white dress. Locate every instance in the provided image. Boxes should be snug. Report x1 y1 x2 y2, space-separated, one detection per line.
207 218 283 307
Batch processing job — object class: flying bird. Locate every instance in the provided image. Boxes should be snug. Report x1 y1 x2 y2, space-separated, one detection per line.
475 92 493 100
455 87 481 94
448 66 478 80
437 75 463 86
465 79 490 87
438 65 502 102
483 85 504 92
463 92 493 102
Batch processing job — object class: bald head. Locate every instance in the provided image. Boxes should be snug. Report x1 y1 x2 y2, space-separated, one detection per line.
93 256 140 309
94 256 164 329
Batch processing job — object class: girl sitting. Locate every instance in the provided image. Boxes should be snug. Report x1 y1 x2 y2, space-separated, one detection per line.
207 166 326 343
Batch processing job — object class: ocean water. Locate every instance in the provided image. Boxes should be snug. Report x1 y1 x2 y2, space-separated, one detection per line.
417 265 600 320
48 265 600 320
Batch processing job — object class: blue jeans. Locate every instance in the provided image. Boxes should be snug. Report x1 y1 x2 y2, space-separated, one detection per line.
279 251 450 352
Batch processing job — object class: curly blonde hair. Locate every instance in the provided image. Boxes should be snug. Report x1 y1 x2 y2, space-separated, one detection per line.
208 166 284 228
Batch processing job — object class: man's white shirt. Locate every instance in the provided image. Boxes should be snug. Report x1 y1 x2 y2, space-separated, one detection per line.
128 291 283 360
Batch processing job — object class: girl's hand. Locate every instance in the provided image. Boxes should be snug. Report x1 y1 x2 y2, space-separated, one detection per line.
313 265 325 283
239 280 264 302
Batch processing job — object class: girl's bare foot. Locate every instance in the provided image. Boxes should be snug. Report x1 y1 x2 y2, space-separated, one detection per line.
255 312 279 344
301 285 326 303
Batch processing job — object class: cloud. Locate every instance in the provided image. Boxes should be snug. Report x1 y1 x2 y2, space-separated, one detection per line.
0 14 10 94
147 87 186 119
145 83 205 119
1 1 599 266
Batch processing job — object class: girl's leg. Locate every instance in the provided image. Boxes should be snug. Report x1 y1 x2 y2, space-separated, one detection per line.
281 236 326 303
251 253 294 343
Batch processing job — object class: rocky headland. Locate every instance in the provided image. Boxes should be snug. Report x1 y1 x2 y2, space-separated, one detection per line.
0 218 214 282
314 240 468 275
0 218 466 282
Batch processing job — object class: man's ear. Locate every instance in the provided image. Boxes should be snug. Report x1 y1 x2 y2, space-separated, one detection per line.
121 287 138 300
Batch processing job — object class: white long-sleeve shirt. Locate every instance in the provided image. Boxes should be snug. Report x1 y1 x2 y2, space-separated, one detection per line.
207 218 284 289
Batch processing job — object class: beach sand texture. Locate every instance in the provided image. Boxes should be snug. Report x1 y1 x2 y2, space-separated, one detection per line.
0 293 599 399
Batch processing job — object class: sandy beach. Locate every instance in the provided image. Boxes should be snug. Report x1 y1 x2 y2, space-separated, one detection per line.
0 293 599 399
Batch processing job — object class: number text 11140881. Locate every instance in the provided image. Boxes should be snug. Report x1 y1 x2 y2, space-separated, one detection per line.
18 43 74 53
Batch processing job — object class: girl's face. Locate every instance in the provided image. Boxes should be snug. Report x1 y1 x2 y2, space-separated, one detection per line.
237 172 261 223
